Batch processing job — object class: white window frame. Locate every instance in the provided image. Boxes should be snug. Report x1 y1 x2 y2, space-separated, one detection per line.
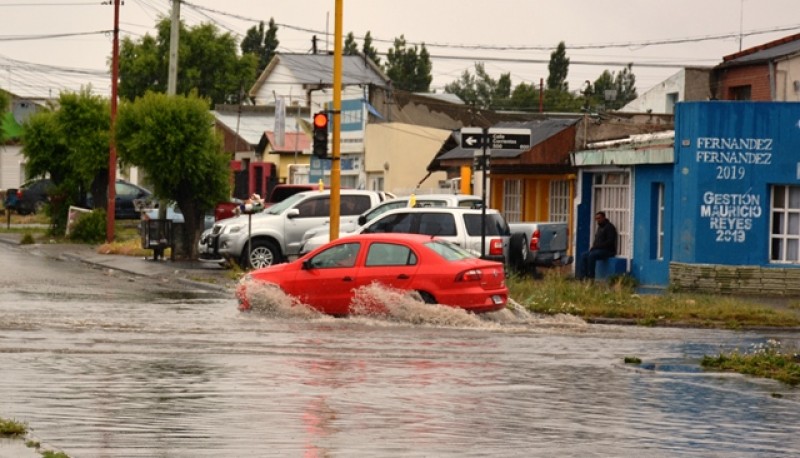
592 171 631 259
549 180 570 223
503 179 522 223
770 185 800 264
657 183 665 260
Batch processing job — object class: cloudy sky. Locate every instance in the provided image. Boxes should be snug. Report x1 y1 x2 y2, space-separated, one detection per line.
2 0 798 99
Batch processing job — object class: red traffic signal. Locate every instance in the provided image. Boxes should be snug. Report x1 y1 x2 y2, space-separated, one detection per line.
312 111 329 158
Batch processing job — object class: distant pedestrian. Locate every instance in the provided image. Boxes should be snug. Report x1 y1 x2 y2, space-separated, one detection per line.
578 211 617 280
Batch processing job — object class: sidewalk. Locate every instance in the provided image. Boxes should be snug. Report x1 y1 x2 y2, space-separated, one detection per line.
0 233 236 292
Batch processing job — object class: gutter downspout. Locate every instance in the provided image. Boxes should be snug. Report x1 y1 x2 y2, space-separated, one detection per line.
769 60 776 100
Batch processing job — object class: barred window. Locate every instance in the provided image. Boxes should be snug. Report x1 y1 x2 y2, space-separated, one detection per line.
592 172 631 258
503 179 523 223
549 180 570 223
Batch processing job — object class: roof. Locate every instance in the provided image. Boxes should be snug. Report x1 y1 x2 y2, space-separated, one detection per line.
250 53 389 97
213 109 274 146
261 131 310 153
718 32 800 68
435 118 580 162
572 131 675 166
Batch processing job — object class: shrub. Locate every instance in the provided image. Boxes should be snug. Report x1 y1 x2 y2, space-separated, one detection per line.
69 209 107 243
19 232 35 245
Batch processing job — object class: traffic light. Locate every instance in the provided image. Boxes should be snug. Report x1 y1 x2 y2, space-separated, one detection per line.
312 111 329 158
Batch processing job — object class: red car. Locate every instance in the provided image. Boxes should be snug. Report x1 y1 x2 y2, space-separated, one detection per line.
236 233 508 316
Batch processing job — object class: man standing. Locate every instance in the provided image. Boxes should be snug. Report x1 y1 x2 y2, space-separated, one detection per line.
578 211 618 280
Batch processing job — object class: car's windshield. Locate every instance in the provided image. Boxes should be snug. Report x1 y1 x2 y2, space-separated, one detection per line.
363 199 408 224
266 192 309 215
424 240 476 261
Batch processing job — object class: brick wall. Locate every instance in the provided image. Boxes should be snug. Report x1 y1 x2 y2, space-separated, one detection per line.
716 65 773 101
670 262 800 296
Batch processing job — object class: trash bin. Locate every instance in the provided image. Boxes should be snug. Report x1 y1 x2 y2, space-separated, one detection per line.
142 219 173 261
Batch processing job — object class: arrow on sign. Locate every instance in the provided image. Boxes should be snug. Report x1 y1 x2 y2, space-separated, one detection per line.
465 136 479 147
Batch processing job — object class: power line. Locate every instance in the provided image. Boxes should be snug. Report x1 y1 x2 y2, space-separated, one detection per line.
0 30 112 42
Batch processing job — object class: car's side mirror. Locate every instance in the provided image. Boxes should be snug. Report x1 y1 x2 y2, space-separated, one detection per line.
302 259 313 270
357 215 367 225
286 208 300 219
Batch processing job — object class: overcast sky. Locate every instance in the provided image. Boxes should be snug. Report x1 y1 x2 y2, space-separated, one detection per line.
2 0 799 99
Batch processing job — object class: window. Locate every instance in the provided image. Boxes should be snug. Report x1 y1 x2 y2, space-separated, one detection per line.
463 214 511 236
365 212 414 233
503 180 522 223
665 92 678 114
770 185 800 263
729 85 752 101
418 213 457 236
308 242 360 268
656 183 665 260
592 172 631 258
342 195 373 215
549 180 570 223
365 243 417 266
296 197 329 217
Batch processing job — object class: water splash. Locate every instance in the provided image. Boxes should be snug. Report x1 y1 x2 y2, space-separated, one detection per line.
241 280 323 319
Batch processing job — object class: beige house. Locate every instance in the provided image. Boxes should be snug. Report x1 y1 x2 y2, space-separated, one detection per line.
364 122 452 195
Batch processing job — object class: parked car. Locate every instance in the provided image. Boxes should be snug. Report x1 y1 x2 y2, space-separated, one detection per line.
213 184 331 222
301 193 484 242
199 189 391 269
235 233 508 316
299 207 517 266
85 179 154 220
11 178 52 215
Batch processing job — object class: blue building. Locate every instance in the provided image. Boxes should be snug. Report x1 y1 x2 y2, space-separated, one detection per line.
573 102 800 294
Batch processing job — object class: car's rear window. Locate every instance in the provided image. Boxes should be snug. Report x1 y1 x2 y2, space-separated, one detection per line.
463 214 511 236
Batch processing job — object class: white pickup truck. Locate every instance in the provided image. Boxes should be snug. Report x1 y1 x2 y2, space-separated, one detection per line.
508 221 573 270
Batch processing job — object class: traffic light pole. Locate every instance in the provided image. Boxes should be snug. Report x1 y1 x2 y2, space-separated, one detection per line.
329 0 343 242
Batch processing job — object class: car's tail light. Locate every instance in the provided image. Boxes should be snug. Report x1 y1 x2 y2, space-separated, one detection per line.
489 238 503 256
16 189 23 199
530 229 540 252
457 269 483 282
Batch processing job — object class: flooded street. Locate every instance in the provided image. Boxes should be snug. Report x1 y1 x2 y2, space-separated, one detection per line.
2 244 800 457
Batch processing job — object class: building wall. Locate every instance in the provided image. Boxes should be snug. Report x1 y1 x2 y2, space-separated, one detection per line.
776 57 800 102
673 101 800 266
631 164 673 286
621 69 687 114
715 65 773 100
364 122 450 195
0 144 24 189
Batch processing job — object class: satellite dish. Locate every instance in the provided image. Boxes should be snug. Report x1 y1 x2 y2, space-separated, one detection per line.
12 100 39 125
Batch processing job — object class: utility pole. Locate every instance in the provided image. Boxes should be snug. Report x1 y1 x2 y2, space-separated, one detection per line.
106 0 120 242
160 0 180 220
328 0 343 241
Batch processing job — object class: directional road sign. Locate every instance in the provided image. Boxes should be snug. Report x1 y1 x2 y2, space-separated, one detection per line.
487 128 531 150
460 127 484 150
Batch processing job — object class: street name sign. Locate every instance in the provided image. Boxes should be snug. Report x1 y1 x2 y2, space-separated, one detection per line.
487 128 531 150
460 127 484 150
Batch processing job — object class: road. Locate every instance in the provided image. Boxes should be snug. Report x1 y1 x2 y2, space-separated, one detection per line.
1 242 800 457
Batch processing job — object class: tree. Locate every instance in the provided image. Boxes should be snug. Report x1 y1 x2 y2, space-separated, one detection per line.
20 89 111 232
363 31 381 66
0 91 9 142
119 18 258 105
588 63 638 110
241 18 280 75
505 82 540 111
115 92 230 259
384 35 432 92
344 32 359 55
547 41 570 91
444 63 511 109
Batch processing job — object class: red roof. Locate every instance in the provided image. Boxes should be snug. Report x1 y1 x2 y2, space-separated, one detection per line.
264 131 310 153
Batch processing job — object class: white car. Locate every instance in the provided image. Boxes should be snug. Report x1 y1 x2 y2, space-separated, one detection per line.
299 193 483 250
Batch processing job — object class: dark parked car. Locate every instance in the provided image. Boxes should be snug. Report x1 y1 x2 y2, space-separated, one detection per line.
9 178 152 219
13 178 52 215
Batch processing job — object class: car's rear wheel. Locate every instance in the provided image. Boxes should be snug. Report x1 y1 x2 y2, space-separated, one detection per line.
509 232 529 272
410 290 436 304
244 240 280 269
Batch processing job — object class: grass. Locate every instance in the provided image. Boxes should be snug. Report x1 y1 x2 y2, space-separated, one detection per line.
702 339 800 386
508 270 800 329
0 417 27 437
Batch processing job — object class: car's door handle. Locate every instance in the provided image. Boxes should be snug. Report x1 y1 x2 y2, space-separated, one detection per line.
397 274 410 279
342 276 354 282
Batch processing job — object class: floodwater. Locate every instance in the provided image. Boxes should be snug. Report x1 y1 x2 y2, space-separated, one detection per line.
2 245 800 457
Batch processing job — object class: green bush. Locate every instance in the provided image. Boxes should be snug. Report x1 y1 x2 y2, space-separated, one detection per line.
69 209 106 243
19 232 35 245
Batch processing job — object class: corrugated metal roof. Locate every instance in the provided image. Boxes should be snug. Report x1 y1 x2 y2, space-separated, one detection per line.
273 54 388 86
573 131 675 165
264 131 310 153
213 111 275 146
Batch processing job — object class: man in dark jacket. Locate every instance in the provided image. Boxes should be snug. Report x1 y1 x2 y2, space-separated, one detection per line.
578 211 617 279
